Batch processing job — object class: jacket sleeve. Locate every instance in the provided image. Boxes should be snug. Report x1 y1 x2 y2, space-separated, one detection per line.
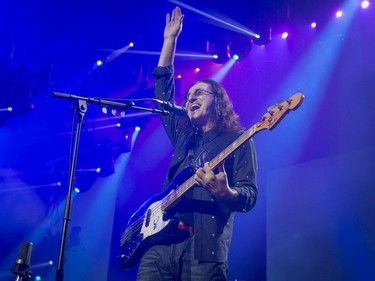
153 66 188 146
224 138 258 212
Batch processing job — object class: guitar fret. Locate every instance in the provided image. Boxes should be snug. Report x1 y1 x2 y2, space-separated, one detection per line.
209 125 256 170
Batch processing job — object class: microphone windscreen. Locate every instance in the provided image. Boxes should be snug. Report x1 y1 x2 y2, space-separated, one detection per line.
15 242 33 269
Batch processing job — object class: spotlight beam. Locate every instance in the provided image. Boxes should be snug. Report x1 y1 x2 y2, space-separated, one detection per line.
29 260 54 269
168 0 260 38
0 182 61 193
104 43 133 64
104 49 214 59
0 107 13 112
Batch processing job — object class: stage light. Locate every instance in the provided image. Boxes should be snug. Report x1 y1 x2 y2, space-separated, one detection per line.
228 33 252 62
252 24 272 46
209 40 230 64
281 32 289 39
96 60 103 66
0 65 39 127
129 42 135 47
116 118 130 130
35 276 42 281
194 68 200 73
119 131 132 153
207 32 252 64
0 106 13 112
73 172 96 193
135 126 141 132
311 22 317 28
206 34 229 64
336 10 343 18
361 0 370 9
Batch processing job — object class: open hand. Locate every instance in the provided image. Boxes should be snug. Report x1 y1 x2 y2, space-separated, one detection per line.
164 6 184 40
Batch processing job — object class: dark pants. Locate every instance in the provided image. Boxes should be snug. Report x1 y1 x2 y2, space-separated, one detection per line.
136 234 228 281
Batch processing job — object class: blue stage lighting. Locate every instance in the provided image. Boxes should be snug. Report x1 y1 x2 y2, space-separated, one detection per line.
361 0 370 9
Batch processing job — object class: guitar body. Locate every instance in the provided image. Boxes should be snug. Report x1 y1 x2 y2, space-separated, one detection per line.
119 167 193 270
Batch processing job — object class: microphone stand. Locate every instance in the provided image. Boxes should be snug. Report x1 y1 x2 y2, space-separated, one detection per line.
51 92 168 281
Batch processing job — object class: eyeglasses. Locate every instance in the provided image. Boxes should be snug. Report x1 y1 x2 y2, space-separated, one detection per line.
184 89 214 102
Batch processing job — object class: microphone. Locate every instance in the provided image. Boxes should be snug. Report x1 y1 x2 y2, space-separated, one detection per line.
11 242 33 280
153 99 187 115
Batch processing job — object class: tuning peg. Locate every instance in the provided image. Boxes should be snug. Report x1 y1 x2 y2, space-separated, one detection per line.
276 100 285 110
267 105 276 115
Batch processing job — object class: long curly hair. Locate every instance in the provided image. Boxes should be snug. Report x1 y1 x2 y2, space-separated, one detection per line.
185 79 244 133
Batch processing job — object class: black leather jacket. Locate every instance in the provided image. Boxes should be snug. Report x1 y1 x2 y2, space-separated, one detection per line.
153 66 258 262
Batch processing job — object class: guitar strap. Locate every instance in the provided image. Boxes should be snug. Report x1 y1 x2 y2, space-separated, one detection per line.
190 130 241 170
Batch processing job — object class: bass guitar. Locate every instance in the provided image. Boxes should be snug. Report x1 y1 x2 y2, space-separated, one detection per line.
119 92 304 269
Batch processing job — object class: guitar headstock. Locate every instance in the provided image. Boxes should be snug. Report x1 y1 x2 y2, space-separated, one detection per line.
256 92 304 131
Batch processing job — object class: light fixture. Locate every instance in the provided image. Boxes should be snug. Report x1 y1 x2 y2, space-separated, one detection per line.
252 24 272 46
207 32 252 64
281 32 289 39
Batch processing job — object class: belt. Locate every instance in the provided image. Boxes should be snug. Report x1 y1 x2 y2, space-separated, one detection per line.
177 221 194 235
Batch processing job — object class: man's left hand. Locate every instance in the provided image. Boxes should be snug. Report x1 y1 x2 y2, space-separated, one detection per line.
194 162 238 201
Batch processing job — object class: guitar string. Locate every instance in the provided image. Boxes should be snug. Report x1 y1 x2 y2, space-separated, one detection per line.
120 175 196 244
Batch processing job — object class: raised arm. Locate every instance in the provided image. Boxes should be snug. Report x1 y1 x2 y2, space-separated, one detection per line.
158 6 184 67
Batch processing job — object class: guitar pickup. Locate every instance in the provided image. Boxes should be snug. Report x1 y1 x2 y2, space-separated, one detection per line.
145 209 151 227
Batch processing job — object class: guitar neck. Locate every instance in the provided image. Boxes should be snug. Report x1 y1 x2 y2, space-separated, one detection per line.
209 124 260 170
161 123 263 211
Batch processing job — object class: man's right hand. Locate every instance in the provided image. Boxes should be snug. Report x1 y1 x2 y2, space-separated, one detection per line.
163 6 184 41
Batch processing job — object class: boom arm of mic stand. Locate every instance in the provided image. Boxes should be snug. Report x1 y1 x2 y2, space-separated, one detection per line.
51 92 170 115
52 92 132 111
